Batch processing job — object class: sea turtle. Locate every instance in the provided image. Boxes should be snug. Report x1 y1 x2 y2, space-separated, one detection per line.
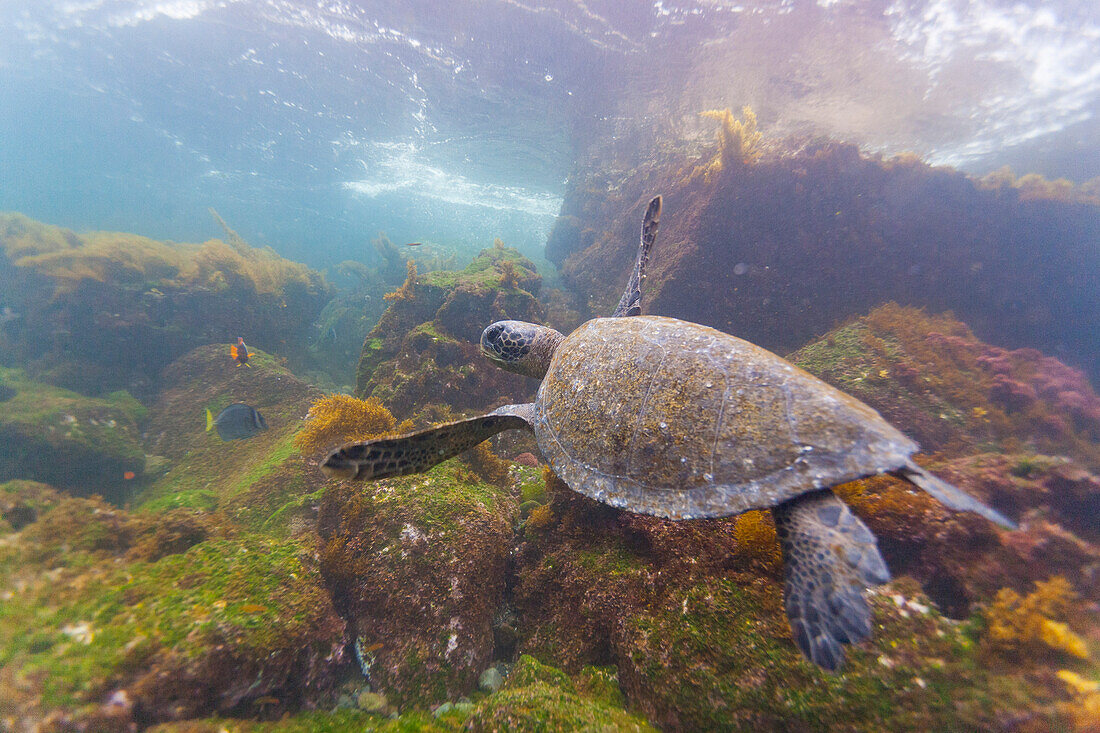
322 196 1014 671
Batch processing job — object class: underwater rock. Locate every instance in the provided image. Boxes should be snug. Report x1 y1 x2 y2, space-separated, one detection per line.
0 480 61 531
317 461 518 708
353 244 544 419
508 469 1081 731
478 666 504 692
0 213 331 398
838 454 1100 616
789 303 1100 469
138 343 323 532
550 138 1100 382
464 655 654 732
0 493 346 730
0 367 145 500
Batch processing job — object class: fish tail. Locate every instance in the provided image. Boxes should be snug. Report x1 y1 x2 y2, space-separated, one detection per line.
206 408 214 432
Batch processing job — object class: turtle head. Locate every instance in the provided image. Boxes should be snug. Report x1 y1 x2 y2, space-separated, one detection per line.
480 320 564 379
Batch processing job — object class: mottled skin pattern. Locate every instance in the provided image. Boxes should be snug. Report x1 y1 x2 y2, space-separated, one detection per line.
612 195 661 318
321 194 1013 670
481 321 564 380
537 316 915 520
773 490 890 671
322 414 529 480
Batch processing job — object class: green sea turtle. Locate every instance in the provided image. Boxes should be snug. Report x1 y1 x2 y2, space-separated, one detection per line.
322 196 1014 670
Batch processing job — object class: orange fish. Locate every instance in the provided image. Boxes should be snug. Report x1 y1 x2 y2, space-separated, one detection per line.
238 603 268 614
230 337 251 367
123 471 136 480
404 242 424 247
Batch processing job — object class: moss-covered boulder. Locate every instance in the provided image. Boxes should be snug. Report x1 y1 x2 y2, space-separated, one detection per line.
0 489 345 730
353 245 543 419
788 303 1100 468
465 655 655 731
317 461 519 709
0 212 331 398
137 344 323 535
0 367 145 500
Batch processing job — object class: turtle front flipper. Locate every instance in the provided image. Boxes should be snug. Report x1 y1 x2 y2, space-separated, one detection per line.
612 195 662 317
772 489 891 671
321 405 534 481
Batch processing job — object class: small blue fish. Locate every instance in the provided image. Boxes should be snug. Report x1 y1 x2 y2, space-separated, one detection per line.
206 403 268 441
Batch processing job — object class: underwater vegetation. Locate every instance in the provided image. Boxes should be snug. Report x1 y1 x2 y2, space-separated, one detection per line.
353 242 545 420
295 394 397 458
695 106 764 180
0 213 331 397
0 366 145 499
982 576 1088 660
548 125 1100 382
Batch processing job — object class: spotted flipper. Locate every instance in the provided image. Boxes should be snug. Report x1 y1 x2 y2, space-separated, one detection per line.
321 404 534 481
612 195 662 317
897 461 1016 529
772 489 890 671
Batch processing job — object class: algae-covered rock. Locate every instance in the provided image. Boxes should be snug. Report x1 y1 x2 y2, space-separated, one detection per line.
837 454 1100 616
317 461 519 708
0 367 145 499
0 212 331 398
138 344 323 535
509 468 1082 731
0 489 345 730
788 303 1100 468
353 245 543 419
465 655 655 732
550 135 1100 382
141 657 647 732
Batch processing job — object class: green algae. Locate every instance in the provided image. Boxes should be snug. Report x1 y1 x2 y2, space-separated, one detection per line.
617 577 1065 731
0 366 146 494
0 525 337 710
148 709 459 733
466 655 655 732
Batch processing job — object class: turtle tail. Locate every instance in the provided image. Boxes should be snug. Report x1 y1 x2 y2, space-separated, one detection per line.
321 412 530 481
772 489 891 672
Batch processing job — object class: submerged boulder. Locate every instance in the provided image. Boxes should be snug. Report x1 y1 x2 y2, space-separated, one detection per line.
353 244 543 420
0 213 331 398
317 461 519 709
0 488 345 730
0 367 145 500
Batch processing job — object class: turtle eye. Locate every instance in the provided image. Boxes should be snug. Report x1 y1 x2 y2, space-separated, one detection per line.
481 323 505 354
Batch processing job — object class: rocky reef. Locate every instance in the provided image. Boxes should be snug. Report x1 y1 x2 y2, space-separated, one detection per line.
1 207 1097 731
353 242 545 420
0 366 146 500
548 112 1100 382
0 213 331 398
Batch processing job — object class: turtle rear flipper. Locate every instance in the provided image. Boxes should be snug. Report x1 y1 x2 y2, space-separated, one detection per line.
897 462 1016 529
773 489 890 671
612 195 662 317
322 406 533 480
